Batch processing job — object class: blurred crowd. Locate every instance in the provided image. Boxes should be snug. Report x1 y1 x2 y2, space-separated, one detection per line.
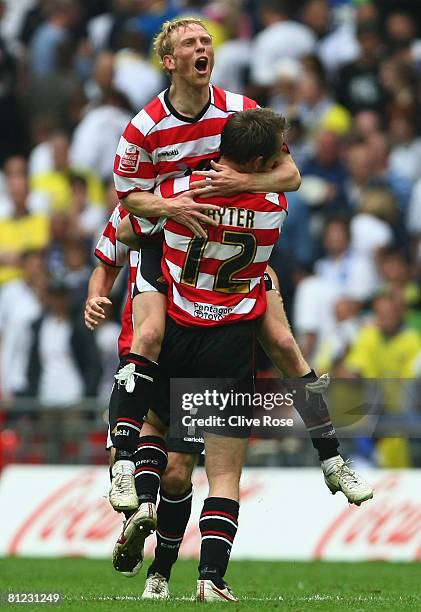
1 0 421 467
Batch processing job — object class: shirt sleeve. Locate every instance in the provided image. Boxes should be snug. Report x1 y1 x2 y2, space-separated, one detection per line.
113 119 157 199
94 207 129 267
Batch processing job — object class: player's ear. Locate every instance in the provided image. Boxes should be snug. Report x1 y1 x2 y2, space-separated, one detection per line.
163 54 175 72
253 155 265 172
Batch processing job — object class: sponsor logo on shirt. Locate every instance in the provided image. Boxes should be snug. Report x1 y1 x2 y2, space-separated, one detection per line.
119 144 141 173
158 149 179 158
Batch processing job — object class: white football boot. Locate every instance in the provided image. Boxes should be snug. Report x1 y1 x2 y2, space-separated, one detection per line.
323 457 374 505
197 580 238 602
112 502 157 575
109 460 138 512
142 572 170 599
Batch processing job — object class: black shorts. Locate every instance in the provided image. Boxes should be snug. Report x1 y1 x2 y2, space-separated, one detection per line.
153 317 256 437
107 358 204 454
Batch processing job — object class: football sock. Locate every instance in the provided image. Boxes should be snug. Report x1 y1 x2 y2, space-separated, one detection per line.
293 370 340 461
148 485 193 580
198 497 239 587
113 353 159 459
133 436 168 504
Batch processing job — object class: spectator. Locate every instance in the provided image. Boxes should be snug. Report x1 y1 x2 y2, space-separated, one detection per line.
83 50 115 106
0 156 50 217
350 187 395 260
384 10 421 65
344 292 421 383
377 247 421 333
0 16 29 164
300 129 349 221
315 296 364 374
388 108 421 184
112 29 164 111
250 0 316 89
343 292 421 467
294 216 378 359
66 174 107 241
87 0 141 53
29 0 81 76
25 277 102 405
344 140 378 210
380 58 419 120
63 237 94 315
0 169 49 286
0 250 47 399
25 37 84 132
70 89 132 180
212 3 252 95
336 19 386 113
269 58 304 117
31 132 104 212
296 64 351 135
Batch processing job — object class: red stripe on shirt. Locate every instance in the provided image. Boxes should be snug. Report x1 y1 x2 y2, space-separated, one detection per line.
144 96 168 124
212 86 227 111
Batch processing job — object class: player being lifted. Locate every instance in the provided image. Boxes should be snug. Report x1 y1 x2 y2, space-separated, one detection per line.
107 18 372 517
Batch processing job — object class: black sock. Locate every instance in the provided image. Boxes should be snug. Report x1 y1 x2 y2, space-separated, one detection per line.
133 436 168 504
113 353 159 456
198 497 239 587
294 370 340 461
147 485 193 581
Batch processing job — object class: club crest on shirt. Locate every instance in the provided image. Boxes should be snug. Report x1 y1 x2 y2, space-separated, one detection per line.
119 144 141 173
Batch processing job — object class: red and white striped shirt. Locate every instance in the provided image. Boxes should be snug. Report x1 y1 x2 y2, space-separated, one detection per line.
158 175 288 327
94 204 137 357
113 85 258 199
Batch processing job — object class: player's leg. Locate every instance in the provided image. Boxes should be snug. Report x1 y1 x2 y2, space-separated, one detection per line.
259 267 373 504
197 433 247 603
112 410 169 574
110 246 166 511
143 448 199 600
195 321 254 602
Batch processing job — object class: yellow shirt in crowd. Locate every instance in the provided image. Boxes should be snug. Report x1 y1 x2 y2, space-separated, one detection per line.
31 171 104 212
346 324 421 380
345 323 421 467
0 214 49 284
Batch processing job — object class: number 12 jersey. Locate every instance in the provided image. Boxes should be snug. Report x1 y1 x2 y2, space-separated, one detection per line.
157 175 288 327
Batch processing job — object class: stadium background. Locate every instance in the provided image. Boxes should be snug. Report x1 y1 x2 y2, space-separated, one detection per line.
1 0 421 608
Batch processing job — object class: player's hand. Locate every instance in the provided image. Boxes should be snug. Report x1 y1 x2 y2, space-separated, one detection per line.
192 161 247 197
166 191 221 239
84 296 112 330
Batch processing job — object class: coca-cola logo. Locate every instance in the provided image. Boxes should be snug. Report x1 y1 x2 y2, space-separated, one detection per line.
314 473 421 560
7 468 263 558
9 469 121 555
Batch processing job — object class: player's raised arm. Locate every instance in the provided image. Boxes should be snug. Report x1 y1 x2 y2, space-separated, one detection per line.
192 146 301 197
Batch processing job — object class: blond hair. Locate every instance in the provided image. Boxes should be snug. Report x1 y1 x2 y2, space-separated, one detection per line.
153 17 211 68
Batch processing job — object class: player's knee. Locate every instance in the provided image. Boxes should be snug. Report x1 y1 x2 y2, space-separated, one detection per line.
162 458 194 495
271 329 296 355
136 325 164 354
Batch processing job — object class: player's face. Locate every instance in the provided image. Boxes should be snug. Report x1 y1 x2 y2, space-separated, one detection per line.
165 25 214 87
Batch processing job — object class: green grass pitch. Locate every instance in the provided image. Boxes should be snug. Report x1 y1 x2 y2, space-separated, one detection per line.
1 558 420 611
